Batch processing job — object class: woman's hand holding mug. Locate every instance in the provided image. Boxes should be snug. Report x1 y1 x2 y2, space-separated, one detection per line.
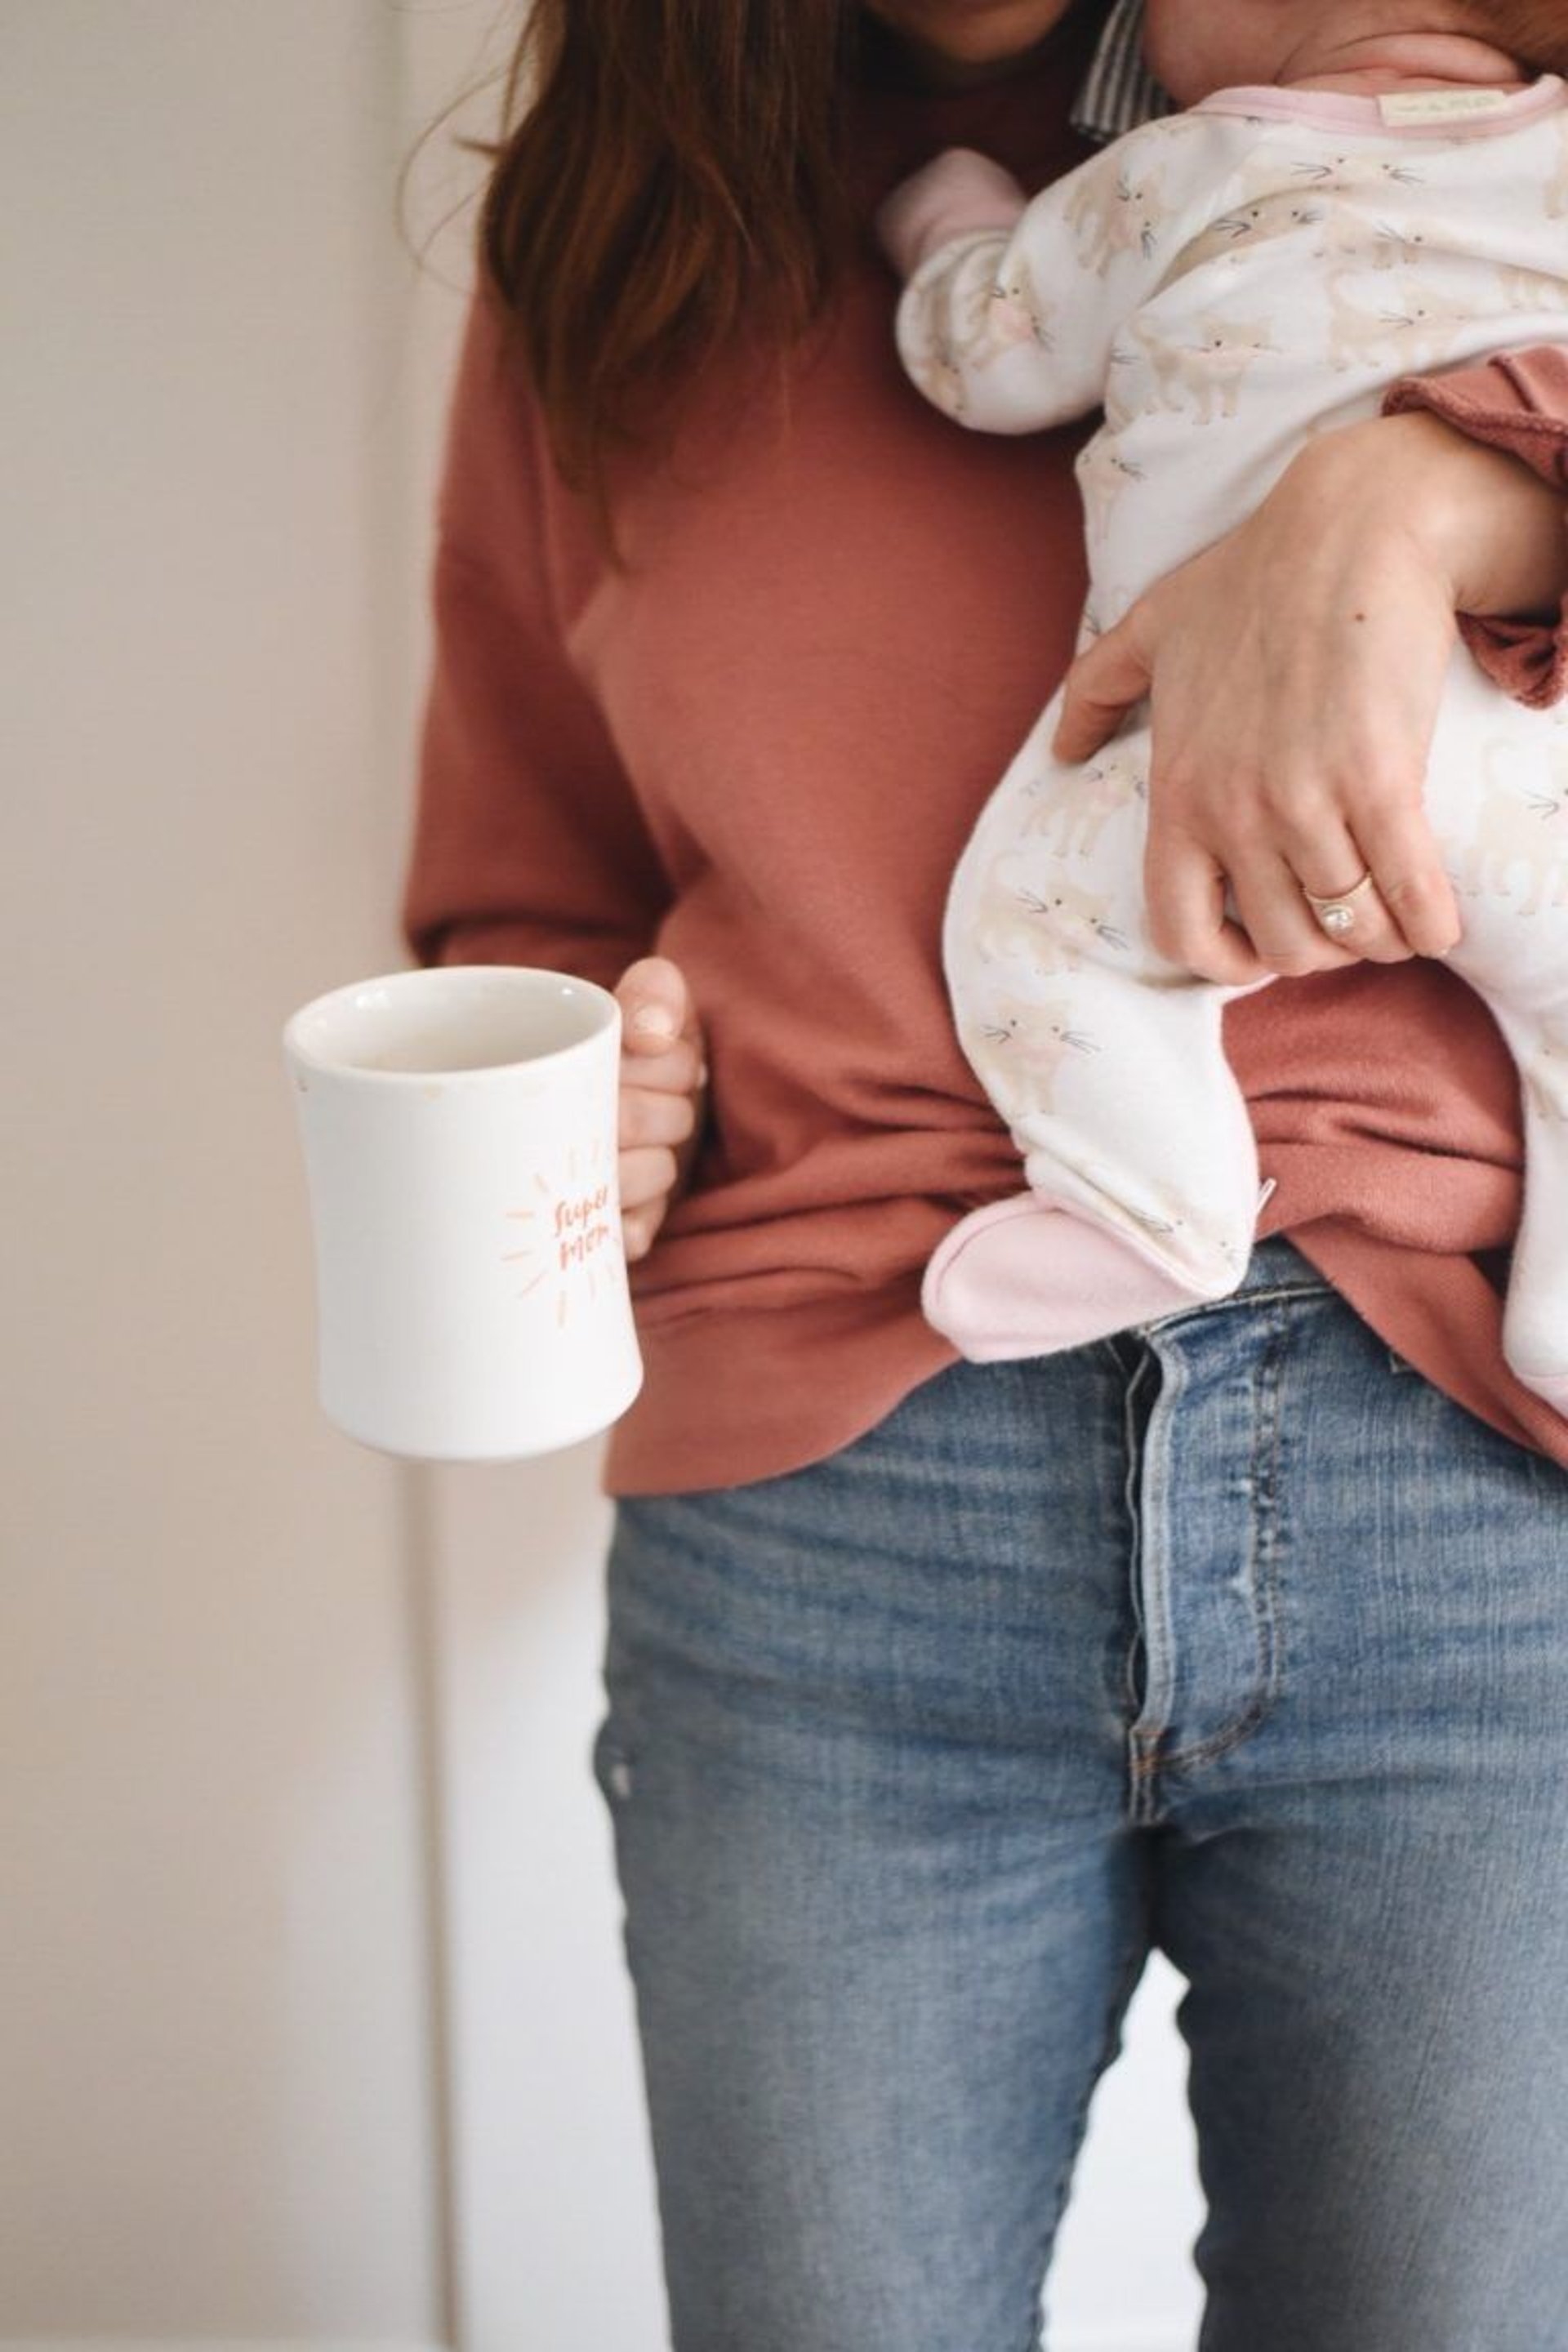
614 956 708 1260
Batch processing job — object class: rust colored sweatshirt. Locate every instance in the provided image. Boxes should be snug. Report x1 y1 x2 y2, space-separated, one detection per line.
405 29 1568 1494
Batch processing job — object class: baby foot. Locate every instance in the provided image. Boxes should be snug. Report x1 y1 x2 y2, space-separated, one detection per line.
923 1192 1230 1361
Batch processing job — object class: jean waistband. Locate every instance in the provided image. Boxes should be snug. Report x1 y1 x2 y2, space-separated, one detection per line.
1214 1234 1331 1305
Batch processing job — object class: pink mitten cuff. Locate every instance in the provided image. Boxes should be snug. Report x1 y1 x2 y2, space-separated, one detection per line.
876 146 1028 278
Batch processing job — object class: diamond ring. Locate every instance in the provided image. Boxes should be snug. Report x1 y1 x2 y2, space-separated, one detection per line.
1303 870 1376 938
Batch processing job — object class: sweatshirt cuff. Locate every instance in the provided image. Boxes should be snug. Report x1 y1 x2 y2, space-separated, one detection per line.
1385 352 1568 708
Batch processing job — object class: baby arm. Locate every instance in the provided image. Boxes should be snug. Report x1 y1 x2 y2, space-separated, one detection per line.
880 139 1160 435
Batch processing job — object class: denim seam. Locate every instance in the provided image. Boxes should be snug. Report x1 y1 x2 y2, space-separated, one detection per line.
1143 1275 1330 1333
1132 1695 1268 1777
1128 1343 1184 1820
1133 1303 1288 1778
1118 1343 1156 1733
1016 1911 1152 2352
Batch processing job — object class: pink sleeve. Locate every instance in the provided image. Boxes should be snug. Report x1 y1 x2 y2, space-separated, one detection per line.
1384 350 1568 709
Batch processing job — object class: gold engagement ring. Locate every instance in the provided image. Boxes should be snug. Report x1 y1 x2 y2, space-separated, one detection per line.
1303 871 1376 938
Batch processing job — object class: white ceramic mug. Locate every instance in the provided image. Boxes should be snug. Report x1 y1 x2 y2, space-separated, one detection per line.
283 965 643 1461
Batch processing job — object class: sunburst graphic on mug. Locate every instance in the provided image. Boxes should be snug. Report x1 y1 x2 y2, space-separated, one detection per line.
501 1133 625 1325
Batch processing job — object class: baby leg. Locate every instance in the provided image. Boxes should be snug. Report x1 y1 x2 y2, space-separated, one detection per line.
1498 1035 1568 1410
933 708 1263 1360
925 964 1263 1357
1426 677 1568 1410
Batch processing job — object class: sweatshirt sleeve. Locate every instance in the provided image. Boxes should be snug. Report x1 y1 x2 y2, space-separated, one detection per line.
1383 349 1568 710
402 292 670 991
891 131 1181 436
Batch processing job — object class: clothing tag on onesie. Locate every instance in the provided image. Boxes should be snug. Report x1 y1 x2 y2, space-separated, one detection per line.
1377 87 1512 125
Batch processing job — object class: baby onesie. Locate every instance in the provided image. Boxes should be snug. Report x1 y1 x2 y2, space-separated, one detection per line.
893 75 1568 1408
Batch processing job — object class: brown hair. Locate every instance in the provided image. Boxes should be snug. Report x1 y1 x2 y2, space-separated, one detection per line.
481 0 858 501
1463 0 1568 72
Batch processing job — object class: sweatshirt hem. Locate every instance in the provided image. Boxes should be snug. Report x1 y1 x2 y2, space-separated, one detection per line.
603 1235 1568 1498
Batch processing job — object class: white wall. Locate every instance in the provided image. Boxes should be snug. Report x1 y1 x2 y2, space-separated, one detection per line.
2 1 443 2333
1 5 1202 2347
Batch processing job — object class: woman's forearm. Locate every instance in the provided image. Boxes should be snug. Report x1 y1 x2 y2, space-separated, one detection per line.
1348 407 1568 623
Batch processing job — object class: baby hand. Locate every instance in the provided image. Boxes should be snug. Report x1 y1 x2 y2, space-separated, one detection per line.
876 148 1029 278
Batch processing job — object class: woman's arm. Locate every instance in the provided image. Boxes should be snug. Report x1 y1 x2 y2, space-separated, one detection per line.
404 293 705 1260
405 297 669 985
1054 395 1568 986
1387 348 1568 709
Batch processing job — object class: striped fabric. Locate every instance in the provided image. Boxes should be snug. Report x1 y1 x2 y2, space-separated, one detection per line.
1071 0 1174 141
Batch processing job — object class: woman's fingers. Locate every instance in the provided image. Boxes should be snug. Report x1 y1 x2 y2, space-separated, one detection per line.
616 955 707 1102
618 1081 698 1156
1219 771 1460 974
1342 801 1462 960
1147 826 1274 986
620 1142 682 1211
620 1203 668 1262
613 956 707 1259
1053 620 1151 766
1226 855 1392 977
617 955 705 1069
618 1034 706 1100
1223 807 1408 974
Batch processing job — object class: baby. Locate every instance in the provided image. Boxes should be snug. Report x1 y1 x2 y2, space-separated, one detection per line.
880 0 1568 1410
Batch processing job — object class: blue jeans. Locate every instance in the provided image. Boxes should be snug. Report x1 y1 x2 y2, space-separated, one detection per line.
596 1242 1568 2351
